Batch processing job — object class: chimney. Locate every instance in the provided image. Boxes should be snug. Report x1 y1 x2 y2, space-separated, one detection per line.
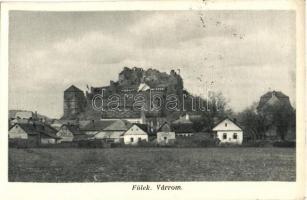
185 113 190 120
233 118 237 123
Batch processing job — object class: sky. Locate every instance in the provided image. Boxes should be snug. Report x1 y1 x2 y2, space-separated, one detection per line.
9 11 296 118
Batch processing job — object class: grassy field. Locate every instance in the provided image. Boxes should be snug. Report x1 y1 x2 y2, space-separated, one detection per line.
9 147 295 182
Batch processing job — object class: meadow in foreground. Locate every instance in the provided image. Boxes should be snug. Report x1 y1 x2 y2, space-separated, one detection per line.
9 147 295 182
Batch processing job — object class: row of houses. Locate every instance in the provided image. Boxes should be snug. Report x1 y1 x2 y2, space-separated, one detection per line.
8 113 243 146
8 119 177 145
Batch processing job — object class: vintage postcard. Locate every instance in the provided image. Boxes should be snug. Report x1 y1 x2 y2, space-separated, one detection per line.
0 0 305 200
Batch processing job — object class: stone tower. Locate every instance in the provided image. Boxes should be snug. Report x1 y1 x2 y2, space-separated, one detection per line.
63 85 86 119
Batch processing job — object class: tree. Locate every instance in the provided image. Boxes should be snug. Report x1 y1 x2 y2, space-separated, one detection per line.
236 102 265 141
199 91 233 131
258 100 294 140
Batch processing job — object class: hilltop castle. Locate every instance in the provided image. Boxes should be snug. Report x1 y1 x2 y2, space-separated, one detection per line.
62 67 186 129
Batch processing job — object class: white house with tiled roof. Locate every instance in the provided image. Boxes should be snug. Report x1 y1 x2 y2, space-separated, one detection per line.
212 118 243 144
122 124 148 145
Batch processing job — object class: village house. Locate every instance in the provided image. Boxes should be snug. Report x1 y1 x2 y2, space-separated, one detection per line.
212 118 243 144
80 120 116 137
9 123 60 145
56 124 83 143
156 122 175 145
94 119 132 143
122 124 148 145
171 113 195 137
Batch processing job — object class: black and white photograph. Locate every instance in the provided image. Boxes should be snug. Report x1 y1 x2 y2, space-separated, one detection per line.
1 0 305 200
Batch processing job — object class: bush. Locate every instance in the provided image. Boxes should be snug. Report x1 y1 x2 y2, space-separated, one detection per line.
218 143 242 147
273 141 295 148
241 140 273 147
38 142 79 148
110 142 123 148
76 140 107 148
135 140 157 147
174 137 219 148
9 139 38 148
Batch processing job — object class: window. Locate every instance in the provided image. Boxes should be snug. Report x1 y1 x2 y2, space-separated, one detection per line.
223 133 227 140
233 133 237 139
164 137 167 140
138 137 142 142
225 123 227 127
130 138 134 142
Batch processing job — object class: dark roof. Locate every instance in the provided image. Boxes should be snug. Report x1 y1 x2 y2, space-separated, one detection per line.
171 123 195 133
132 123 148 132
157 122 172 132
80 120 116 131
13 123 60 139
60 124 82 135
257 91 291 110
65 85 83 93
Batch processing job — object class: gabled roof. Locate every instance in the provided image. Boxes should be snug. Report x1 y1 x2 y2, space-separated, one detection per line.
95 131 124 139
80 120 116 131
124 123 148 135
12 123 60 139
132 123 148 132
212 117 243 131
104 120 132 131
59 124 82 135
65 85 83 93
157 122 172 132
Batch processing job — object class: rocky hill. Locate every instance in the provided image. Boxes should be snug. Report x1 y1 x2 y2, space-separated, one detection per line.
118 67 184 93
63 67 205 121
